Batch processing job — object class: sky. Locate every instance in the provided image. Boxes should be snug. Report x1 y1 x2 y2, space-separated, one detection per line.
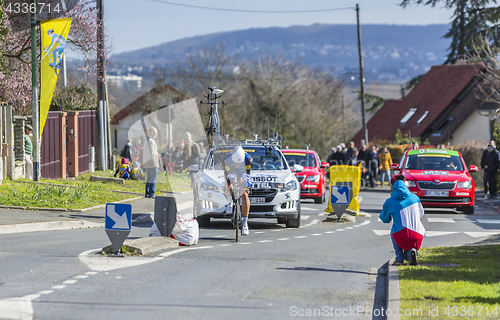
94 0 453 55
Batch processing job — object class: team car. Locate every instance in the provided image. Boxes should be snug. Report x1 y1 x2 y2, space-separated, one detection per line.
391 148 478 214
189 137 302 228
281 149 329 204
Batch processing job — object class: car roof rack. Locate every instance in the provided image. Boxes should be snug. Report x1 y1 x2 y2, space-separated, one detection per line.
211 133 284 150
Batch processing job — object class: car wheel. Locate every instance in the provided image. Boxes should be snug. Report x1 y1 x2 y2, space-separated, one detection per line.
286 201 301 228
459 206 474 214
314 193 324 204
277 217 287 224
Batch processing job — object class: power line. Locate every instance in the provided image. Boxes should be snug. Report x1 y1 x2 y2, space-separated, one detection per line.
146 0 354 13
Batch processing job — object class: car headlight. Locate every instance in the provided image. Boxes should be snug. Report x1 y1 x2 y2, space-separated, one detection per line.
306 175 320 182
405 180 416 188
458 181 472 189
201 181 219 192
285 180 298 191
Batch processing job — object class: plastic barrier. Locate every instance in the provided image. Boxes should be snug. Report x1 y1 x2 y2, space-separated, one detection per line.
325 164 362 214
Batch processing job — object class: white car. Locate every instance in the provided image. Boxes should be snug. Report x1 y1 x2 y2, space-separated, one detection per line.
189 140 302 228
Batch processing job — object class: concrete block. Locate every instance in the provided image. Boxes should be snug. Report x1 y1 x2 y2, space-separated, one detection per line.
90 176 125 184
102 236 179 255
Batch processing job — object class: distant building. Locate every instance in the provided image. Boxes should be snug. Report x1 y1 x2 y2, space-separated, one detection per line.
110 84 187 152
107 74 143 89
351 63 498 146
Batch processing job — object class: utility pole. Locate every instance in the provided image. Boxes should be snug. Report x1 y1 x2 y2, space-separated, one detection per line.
96 0 107 170
31 0 40 181
356 4 368 147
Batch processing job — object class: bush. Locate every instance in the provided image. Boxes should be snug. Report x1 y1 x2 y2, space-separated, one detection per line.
454 140 484 188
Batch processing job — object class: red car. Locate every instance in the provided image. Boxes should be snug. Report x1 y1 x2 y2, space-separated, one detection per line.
281 149 329 204
391 149 478 214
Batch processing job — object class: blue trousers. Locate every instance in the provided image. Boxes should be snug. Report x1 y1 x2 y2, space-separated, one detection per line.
145 168 158 197
391 234 417 261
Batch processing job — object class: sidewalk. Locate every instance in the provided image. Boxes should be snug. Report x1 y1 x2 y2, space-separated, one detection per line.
474 190 500 212
0 192 194 232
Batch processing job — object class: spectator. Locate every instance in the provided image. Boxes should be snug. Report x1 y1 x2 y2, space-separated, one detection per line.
181 132 201 171
198 142 207 167
379 146 393 187
413 142 420 150
173 143 184 173
130 161 144 180
345 141 355 162
143 127 160 198
163 141 175 174
326 147 336 165
358 144 367 164
365 145 380 188
328 146 346 166
380 175 425 266
114 158 131 179
483 144 499 199
481 140 497 198
339 143 346 154
347 148 360 166
121 140 132 161
24 124 33 180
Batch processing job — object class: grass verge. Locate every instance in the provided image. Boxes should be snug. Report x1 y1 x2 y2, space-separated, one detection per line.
399 245 500 320
0 179 134 209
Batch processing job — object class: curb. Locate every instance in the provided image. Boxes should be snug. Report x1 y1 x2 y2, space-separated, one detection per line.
386 257 400 320
0 220 103 235
102 237 180 255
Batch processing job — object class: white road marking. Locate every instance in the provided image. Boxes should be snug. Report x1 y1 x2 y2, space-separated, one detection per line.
465 231 500 238
337 229 345 232
360 221 371 226
324 231 335 234
51 285 66 290
358 196 363 202
301 208 317 212
254 231 266 234
300 215 310 220
63 280 77 285
75 275 88 279
345 227 354 229
239 242 252 245
115 276 123 279
79 249 164 272
295 236 308 239
258 240 273 243
425 231 459 237
38 291 53 295
277 238 290 241
212 235 227 238
373 230 391 236
476 219 500 224
271 229 282 232
311 234 322 236
318 213 328 216
218 244 232 247
0 294 38 320
427 218 455 223
85 272 98 275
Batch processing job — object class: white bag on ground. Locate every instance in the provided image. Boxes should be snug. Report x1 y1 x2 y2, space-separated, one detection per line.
149 221 161 237
170 215 199 246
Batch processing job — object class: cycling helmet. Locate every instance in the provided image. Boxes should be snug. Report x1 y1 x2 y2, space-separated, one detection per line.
231 146 245 164
121 158 129 165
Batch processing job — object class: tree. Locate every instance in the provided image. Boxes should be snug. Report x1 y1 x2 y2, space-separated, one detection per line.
0 0 7 72
400 0 500 64
0 0 107 114
162 45 357 158
50 84 96 111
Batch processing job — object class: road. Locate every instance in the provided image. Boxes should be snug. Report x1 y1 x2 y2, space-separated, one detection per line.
0 190 498 320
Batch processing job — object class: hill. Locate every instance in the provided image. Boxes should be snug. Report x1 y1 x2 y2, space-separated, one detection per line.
110 23 450 82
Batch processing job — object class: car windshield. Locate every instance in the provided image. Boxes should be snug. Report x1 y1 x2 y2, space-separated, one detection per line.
404 154 464 171
283 152 317 167
205 146 288 171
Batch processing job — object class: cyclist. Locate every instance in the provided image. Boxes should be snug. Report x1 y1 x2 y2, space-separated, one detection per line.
224 146 252 236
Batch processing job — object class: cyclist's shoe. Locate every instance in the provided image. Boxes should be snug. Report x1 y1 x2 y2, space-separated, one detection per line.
241 224 249 236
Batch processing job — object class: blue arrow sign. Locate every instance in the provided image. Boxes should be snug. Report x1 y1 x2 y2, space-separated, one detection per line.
105 203 132 231
331 186 349 205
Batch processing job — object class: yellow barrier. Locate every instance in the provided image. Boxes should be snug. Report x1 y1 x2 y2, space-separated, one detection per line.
325 164 362 214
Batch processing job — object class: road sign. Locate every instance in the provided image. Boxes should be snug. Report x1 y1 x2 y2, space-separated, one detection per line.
105 203 132 255
330 185 351 222
105 204 132 230
331 186 350 205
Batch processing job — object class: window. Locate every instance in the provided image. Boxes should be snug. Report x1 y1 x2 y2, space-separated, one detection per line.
416 111 429 125
400 108 417 124
432 117 454 136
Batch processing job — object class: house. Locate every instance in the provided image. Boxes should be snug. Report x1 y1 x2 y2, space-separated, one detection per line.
110 84 187 153
351 63 498 146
